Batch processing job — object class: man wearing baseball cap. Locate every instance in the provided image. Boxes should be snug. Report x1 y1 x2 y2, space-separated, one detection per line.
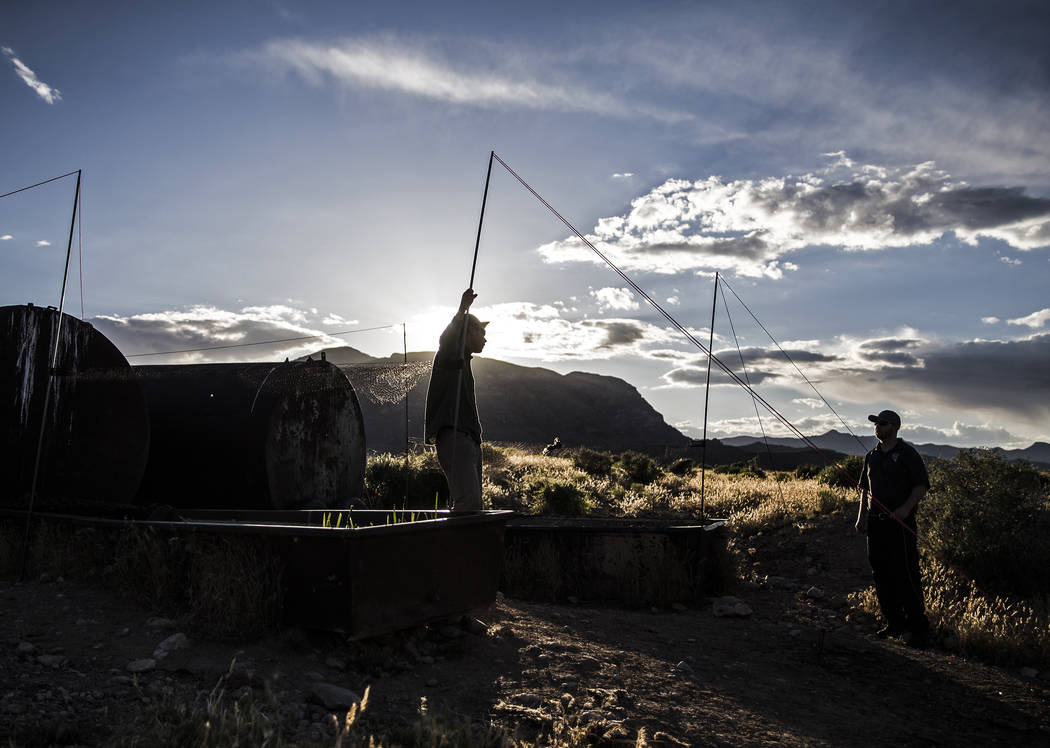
855 408 931 647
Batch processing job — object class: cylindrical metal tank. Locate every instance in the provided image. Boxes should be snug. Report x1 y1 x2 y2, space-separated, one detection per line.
135 359 366 509
0 304 151 508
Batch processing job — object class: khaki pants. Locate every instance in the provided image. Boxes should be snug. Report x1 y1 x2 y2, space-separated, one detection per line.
436 429 483 512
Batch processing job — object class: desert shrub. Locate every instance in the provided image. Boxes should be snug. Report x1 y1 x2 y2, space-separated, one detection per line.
481 442 510 468
817 454 865 489
571 448 614 477
922 450 1050 596
365 453 448 509
668 457 694 476
526 476 589 516
713 458 766 479
794 463 821 480
618 451 662 484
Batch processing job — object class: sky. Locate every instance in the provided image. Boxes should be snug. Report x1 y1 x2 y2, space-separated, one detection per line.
3 0 1049 449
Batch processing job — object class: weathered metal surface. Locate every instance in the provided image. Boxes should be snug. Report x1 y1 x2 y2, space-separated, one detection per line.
4 508 510 638
500 516 728 605
0 304 150 508
135 361 366 510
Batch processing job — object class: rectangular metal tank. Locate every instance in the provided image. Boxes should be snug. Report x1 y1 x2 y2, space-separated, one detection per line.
500 516 728 605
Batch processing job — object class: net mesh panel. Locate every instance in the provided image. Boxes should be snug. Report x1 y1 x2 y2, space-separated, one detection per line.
63 360 433 405
335 361 432 405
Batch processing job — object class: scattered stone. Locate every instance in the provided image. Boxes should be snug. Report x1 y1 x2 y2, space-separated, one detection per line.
560 693 575 710
309 683 362 710
806 586 825 600
463 617 488 635
146 617 177 630
560 680 578 691
566 595 579 604
576 656 602 672
712 597 753 618
325 657 347 671
543 641 581 653
418 655 435 665
37 654 68 667
806 567 818 577
304 671 324 682
788 629 801 638
511 692 543 708
1020 667 1039 679
116 626 131 637
16 641 36 656
153 632 190 660
671 603 687 613
426 677 439 687
127 658 156 673
579 709 607 725
765 576 795 590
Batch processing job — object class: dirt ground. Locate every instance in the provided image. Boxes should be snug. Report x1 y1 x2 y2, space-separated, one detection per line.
2 511 1049 746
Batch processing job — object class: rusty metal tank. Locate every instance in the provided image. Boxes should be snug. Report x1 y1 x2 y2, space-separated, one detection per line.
135 359 366 509
0 304 151 508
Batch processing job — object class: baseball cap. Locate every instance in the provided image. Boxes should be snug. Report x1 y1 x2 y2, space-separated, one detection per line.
868 410 901 427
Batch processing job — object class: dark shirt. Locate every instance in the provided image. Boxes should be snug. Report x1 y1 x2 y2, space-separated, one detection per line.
860 439 930 515
424 314 482 445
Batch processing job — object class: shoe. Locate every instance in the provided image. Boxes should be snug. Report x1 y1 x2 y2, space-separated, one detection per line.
875 623 907 639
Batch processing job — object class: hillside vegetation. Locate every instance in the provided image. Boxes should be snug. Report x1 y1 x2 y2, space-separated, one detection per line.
367 445 1050 669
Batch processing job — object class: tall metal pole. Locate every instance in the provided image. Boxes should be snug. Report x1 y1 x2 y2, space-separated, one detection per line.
21 169 81 580
447 151 494 504
699 271 719 520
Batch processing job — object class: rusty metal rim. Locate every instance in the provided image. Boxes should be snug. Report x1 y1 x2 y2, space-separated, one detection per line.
0 508 513 539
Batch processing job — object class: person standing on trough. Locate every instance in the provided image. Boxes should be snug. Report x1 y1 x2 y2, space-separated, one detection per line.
425 289 487 513
854 409 931 647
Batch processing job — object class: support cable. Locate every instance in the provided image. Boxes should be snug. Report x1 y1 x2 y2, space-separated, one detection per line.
720 286 783 491
491 152 833 465
718 276 868 452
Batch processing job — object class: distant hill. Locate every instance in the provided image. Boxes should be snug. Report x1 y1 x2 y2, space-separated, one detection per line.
311 347 690 455
723 431 1050 469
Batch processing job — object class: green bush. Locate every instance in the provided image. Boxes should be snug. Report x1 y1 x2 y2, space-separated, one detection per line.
365 453 449 509
921 450 1050 596
713 458 766 479
526 477 589 516
669 457 694 476
794 463 821 480
571 448 614 477
618 451 662 484
817 454 865 489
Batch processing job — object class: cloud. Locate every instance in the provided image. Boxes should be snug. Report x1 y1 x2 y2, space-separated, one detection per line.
590 286 639 312
2 47 61 104
537 157 1050 278
92 305 359 362
981 316 1000 325
322 313 360 327
249 37 689 122
902 421 1026 449
1007 308 1050 328
440 301 674 362
1000 256 1022 266
1 235 12 241
612 173 634 179
35 240 51 247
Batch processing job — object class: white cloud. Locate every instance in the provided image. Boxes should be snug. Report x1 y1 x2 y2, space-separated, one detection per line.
590 286 639 312
537 156 1050 278
612 173 634 179
35 240 51 247
2 47 61 104
92 305 359 362
250 37 689 122
0 234 12 240
666 295 680 306
322 313 360 327
1007 308 1050 329
793 398 824 409
999 256 1022 266
981 316 1000 325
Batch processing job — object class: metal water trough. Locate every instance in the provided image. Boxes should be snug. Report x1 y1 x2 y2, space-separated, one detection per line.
7 508 510 639
500 516 728 605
